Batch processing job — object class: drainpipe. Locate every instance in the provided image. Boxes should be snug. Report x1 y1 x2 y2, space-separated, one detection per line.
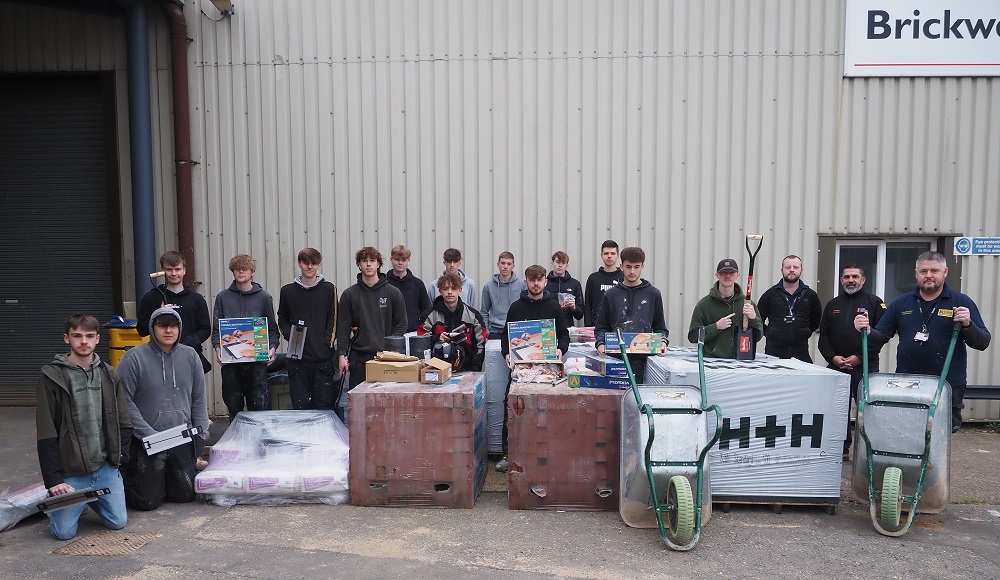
162 0 197 286
126 0 157 302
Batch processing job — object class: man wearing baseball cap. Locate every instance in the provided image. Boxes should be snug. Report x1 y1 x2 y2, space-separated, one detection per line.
687 258 763 358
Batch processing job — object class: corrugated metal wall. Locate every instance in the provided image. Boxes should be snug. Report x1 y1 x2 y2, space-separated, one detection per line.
2 0 996 418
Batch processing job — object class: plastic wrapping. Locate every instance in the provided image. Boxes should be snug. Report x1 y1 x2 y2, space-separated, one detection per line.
507 383 622 510
349 373 486 508
484 339 509 453
0 479 48 532
510 362 563 384
645 355 849 502
195 411 350 506
568 327 595 342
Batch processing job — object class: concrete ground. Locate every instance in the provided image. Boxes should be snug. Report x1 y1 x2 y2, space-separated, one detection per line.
1 407 998 579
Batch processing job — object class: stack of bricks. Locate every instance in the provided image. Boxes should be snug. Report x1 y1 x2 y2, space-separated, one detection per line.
348 372 486 508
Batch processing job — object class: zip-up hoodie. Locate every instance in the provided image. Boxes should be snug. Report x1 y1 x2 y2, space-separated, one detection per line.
337 273 408 357
36 353 132 488
501 290 570 357
211 281 280 351
428 268 477 309
480 273 527 336
593 280 669 349
687 282 764 358
584 268 624 326
757 280 822 353
545 270 585 327
385 268 430 332
118 307 210 441
277 274 339 362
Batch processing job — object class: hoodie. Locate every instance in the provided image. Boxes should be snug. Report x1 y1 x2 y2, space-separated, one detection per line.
480 273 527 336
428 269 477 309
416 295 488 371
545 270 585 327
501 290 570 357
687 282 764 358
36 353 132 488
386 268 430 332
277 274 339 362
337 273 408 357
593 280 668 349
118 307 210 443
136 284 211 361
584 268 624 326
211 281 280 351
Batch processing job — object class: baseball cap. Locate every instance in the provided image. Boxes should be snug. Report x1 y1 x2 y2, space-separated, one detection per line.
716 259 739 273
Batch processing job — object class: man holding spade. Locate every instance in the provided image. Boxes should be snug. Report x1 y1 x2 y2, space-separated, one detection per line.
688 259 763 358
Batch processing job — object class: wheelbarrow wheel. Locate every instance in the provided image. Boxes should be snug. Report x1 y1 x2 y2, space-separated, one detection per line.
880 467 903 529
667 475 695 545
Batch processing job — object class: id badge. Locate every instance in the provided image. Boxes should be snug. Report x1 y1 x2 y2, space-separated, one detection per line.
784 315 796 324
914 331 929 342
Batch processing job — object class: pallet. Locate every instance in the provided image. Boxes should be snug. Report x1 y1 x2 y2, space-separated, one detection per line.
713 496 839 516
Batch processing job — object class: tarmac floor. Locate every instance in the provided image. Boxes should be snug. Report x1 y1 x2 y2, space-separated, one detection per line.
1 407 998 579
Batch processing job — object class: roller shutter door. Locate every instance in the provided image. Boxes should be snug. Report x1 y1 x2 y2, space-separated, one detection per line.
0 75 115 404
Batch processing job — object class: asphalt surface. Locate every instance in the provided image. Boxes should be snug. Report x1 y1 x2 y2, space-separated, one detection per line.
1 407 998 579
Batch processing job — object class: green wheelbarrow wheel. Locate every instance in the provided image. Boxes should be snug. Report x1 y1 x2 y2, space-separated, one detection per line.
880 467 904 529
667 475 695 545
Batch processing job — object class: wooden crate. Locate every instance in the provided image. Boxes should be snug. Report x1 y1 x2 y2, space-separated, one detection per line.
348 373 486 508
507 383 623 510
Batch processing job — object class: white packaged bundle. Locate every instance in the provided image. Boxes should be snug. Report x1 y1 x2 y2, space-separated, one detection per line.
195 410 350 506
0 479 49 532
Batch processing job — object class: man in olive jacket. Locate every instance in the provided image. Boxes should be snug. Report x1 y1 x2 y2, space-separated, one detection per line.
36 314 132 540
688 259 764 358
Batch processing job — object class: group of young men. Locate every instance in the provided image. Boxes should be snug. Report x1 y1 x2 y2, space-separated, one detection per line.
37 241 989 539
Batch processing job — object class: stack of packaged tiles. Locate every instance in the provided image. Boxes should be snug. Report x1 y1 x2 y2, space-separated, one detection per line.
566 353 631 390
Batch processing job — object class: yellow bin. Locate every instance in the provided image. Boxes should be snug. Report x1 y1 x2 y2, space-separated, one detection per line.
106 319 149 368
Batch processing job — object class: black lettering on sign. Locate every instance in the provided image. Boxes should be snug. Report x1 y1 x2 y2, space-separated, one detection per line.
791 413 824 448
754 415 787 448
719 417 750 450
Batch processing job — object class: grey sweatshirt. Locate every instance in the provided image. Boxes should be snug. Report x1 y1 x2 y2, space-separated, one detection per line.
211 280 280 350
118 307 210 439
428 268 477 309
480 273 527 336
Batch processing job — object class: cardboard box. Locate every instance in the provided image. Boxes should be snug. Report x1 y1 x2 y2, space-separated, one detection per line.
507 319 559 361
420 357 452 384
602 332 665 354
219 317 270 363
567 371 631 390
585 353 628 377
366 359 423 383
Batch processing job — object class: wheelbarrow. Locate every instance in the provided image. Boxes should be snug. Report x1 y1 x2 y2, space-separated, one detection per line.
618 328 723 550
852 321 960 536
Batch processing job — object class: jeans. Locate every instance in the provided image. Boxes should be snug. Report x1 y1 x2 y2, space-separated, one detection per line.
124 437 198 511
47 462 127 540
221 362 271 420
288 358 340 410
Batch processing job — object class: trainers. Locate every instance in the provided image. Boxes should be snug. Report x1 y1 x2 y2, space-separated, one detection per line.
495 457 510 473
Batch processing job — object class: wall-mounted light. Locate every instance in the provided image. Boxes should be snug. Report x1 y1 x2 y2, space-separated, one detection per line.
210 0 234 16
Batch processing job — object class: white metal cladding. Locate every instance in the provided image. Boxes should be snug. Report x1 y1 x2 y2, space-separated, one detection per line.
2 1 996 416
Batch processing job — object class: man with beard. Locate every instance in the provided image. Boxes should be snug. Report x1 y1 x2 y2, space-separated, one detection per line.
757 255 823 362
818 264 886 459
855 251 990 433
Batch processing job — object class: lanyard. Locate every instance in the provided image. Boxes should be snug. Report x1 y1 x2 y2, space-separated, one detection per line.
916 297 942 333
784 293 799 317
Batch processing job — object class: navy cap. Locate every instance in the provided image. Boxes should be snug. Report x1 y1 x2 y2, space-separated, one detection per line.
716 259 739 273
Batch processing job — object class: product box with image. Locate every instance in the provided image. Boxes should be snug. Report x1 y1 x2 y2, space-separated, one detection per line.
585 353 628 377
567 370 631 390
219 317 270 363
507 319 558 361
602 332 665 355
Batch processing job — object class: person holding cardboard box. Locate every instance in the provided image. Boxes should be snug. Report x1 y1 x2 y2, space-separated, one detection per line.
594 246 668 385
496 265 570 473
546 251 586 329
337 247 408 391
417 273 488 372
277 248 340 411
211 253 280 420
428 248 477 309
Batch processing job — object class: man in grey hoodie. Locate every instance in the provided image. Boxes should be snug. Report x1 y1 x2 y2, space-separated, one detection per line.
480 251 527 339
428 248 477 308
118 306 210 511
211 253 280 420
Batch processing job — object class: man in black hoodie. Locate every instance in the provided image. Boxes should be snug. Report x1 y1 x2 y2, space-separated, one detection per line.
278 248 340 410
584 240 624 326
594 246 668 385
337 247 407 391
385 244 430 333
757 255 823 362
137 251 212 373
496 264 570 472
546 251 585 329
